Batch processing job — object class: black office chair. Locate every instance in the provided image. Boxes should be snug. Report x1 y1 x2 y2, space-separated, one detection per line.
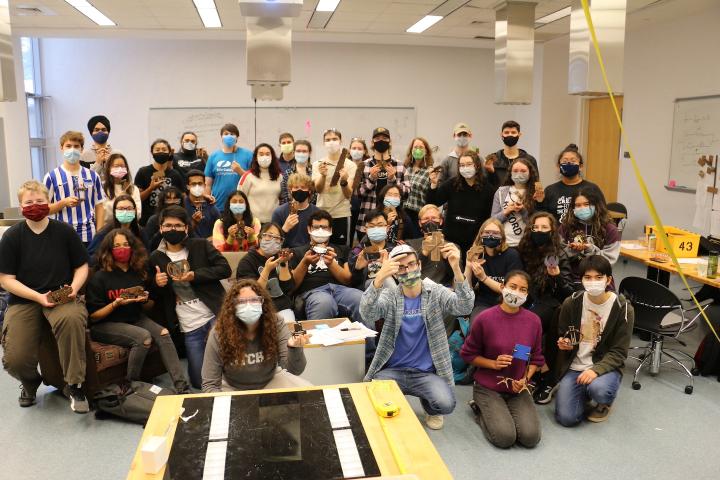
619 277 713 394
607 202 627 235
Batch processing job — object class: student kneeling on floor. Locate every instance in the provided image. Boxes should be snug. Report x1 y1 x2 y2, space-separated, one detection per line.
201 279 311 392
361 244 474 430
554 255 634 426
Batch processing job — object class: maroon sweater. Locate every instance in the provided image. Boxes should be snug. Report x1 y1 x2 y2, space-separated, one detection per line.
460 305 544 393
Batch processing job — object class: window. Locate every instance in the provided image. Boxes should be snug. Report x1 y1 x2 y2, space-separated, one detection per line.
21 37 50 180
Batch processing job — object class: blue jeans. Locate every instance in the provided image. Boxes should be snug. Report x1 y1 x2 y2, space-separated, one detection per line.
373 368 456 416
184 317 216 389
555 369 622 427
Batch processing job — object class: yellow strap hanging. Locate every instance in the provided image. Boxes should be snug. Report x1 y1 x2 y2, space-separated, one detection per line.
580 0 720 343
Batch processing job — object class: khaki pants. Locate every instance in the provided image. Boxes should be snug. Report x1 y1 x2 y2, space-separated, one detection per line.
2 300 88 388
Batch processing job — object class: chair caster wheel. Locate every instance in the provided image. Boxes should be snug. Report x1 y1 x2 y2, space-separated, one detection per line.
632 382 641 390
691 368 700 376
685 386 693 394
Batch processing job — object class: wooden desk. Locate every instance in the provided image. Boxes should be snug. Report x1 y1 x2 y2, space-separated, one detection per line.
127 382 451 480
620 241 720 288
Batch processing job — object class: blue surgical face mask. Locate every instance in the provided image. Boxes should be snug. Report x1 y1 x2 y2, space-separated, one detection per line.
295 152 309 164
235 303 262 325
115 210 136 224
222 134 237 148
63 148 81 164
383 197 401 208
574 206 595 221
229 203 246 215
367 227 387 242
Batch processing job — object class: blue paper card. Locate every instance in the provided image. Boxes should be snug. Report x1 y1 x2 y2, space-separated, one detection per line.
512 344 531 361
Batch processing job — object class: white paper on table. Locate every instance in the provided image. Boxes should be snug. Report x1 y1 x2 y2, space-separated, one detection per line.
208 396 231 441
307 320 377 346
621 242 646 250
202 441 228 480
677 257 703 264
323 388 350 429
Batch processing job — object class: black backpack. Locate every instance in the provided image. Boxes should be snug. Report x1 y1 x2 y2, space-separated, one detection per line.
94 381 175 424
695 333 720 379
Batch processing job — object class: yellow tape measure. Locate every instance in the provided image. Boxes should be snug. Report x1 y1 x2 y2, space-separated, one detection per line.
366 381 406 474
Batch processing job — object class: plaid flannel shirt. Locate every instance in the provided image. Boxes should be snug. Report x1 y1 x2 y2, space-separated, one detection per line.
279 163 316 205
361 277 475 385
356 157 408 235
405 166 431 213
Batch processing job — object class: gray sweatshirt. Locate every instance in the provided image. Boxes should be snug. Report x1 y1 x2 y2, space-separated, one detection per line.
201 315 307 392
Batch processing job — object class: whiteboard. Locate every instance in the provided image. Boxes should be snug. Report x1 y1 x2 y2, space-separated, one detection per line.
148 106 416 158
668 95 720 192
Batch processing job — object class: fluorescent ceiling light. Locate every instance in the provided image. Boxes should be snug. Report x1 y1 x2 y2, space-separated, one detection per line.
535 6 571 25
193 0 222 28
64 0 115 26
316 0 341 12
406 15 442 33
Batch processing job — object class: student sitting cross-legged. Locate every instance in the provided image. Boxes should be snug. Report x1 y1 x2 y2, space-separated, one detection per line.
460 270 543 448
361 243 474 430
201 279 311 392
86 228 189 393
554 255 634 426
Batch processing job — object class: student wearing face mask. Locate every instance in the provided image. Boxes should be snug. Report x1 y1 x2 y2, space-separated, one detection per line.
404 137 434 234
205 123 253 212
271 173 319 248
555 255 634 426
313 129 357 245
349 210 396 289
377 184 418 243
406 204 458 287
143 187 184 251
201 280 310 392
239 144 282 224
80 115 113 176
212 190 260 252
460 270 543 448
44 130 106 246
485 121 539 187
173 131 208 183
465 219 523 319
491 157 542 247
434 123 474 183
184 170 221 239
356 127 408 239
280 140 315 205
277 132 295 174
362 243 473 430
149 206 231 389
427 151 496 252
236 224 296 323
538 144 606 222
134 139 185 226
348 137 370 244
517 212 574 404
559 189 620 288
88 195 150 264
102 152 142 225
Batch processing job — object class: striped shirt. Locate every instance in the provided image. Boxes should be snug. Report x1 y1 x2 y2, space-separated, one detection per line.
44 165 105 243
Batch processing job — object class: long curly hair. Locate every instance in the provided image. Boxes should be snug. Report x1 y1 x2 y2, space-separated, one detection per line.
501 157 538 213
214 279 279 367
97 228 148 280
453 150 485 192
560 188 612 248
403 137 433 169
517 212 562 294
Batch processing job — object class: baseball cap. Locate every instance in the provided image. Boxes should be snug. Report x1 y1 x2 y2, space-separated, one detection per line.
453 123 471 135
389 244 417 259
372 127 391 139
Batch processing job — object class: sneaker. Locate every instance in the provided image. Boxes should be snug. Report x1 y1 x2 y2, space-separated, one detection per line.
68 384 89 414
533 382 558 405
425 414 444 430
468 400 481 416
19 384 37 408
587 403 612 423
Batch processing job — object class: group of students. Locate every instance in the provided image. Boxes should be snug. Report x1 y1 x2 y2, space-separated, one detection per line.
0 115 634 451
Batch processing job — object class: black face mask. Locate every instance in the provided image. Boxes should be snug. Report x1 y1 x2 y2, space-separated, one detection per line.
374 140 390 153
559 163 580 178
530 231 551 247
291 190 310 203
421 221 440 234
162 230 187 245
481 236 502 248
502 135 519 147
153 152 172 165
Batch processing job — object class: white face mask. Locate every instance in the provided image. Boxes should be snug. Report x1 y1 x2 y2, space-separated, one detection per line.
309 229 331 244
182 141 196 151
455 136 470 147
502 287 527 308
257 156 272 168
583 279 608 297
511 172 529 184
350 149 364 161
325 140 341 154
190 185 204 197
459 166 476 179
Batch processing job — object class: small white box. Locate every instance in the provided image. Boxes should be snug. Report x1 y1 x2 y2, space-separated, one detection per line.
141 435 170 474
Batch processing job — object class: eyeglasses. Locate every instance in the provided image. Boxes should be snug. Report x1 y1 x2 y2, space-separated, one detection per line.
237 296 264 306
161 224 186 231
260 233 282 241
397 261 419 274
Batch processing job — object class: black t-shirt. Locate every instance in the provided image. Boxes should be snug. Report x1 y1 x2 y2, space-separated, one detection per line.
290 243 350 295
235 248 295 311
134 165 185 225
0 220 88 304
541 179 606 223
86 268 146 323
473 247 524 307
172 151 206 183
